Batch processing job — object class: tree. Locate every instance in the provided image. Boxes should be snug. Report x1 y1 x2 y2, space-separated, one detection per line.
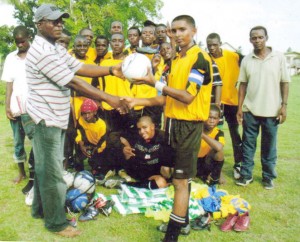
0 25 15 60
9 0 39 35
8 0 163 39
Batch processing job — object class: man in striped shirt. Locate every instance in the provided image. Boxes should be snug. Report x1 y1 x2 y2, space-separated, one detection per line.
25 4 127 237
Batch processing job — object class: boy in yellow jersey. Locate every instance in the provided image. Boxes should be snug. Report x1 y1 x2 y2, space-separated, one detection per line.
75 99 112 177
79 27 97 62
64 35 97 169
197 104 225 186
94 35 112 66
133 25 164 128
100 33 135 133
124 26 141 54
72 35 96 122
125 15 212 242
206 33 243 179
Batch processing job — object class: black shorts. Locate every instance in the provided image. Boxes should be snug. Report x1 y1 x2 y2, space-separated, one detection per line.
165 118 203 179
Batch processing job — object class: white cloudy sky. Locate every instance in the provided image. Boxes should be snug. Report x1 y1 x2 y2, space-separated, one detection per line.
1 0 299 54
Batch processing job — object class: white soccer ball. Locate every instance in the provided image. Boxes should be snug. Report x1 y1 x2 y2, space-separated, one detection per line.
63 171 75 189
73 170 95 194
122 53 151 83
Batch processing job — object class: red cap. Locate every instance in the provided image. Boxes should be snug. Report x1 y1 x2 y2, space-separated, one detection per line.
81 98 98 113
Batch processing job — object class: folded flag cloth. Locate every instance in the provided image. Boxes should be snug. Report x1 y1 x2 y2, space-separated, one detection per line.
111 184 168 216
145 198 205 222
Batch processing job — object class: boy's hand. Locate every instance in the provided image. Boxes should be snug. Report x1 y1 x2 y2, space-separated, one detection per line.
152 54 161 71
107 96 129 114
123 146 135 160
236 109 243 125
79 143 91 158
131 67 156 86
6 107 16 120
120 97 136 110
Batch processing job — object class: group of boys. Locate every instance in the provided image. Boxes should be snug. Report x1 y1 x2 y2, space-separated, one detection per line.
2 3 290 241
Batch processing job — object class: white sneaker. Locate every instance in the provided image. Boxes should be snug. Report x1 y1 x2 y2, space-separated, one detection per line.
233 167 241 180
104 170 116 180
118 169 134 182
25 187 34 206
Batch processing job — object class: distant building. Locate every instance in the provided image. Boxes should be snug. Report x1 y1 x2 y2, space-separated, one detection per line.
285 51 300 75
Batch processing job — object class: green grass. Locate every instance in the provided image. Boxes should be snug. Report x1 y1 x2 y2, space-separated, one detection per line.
0 76 300 242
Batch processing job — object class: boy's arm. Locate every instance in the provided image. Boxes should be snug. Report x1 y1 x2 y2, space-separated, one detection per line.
132 69 195 104
201 133 224 152
5 82 15 120
124 95 166 110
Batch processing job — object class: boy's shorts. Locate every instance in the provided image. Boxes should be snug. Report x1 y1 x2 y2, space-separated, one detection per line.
165 118 203 179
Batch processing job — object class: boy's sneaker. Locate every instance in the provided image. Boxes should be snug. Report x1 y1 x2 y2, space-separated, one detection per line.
104 179 122 189
78 206 99 222
25 187 34 206
233 212 250 232
235 177 253 187
104 170 116 180
262 178 274 190
157 223 191 236
233 166 241 180
118 169 134 182
220 212 239 232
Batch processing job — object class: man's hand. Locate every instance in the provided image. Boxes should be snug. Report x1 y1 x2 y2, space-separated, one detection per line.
112 63 125 79
120 97 136 110
131 67 156 86
107 96 129 114
276 105 287 124
123 146 135 160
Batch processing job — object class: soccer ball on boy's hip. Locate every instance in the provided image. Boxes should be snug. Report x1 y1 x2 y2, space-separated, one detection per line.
122 53 151 83
66 188 89 212
73 170 95 194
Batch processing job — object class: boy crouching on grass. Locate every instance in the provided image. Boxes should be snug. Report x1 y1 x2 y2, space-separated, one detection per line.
74 98 114 178
197 104 225 185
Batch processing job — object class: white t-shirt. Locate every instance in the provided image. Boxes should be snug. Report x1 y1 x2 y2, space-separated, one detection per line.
1 50 28 116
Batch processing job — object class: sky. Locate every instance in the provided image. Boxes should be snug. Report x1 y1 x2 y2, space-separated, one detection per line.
1 0 299 54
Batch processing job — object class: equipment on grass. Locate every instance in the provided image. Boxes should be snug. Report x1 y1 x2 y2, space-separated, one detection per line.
122 53 151 83
73 170 95 194
66 188 89 212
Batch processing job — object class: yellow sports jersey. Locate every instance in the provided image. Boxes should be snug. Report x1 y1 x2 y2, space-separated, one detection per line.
132 53 164 110
100 58 133 110
94 52 113 90
212 49 240 106
165 45 213 121
198 127 225 158
75 116 107 153
72 56 95 120
86 47 97 62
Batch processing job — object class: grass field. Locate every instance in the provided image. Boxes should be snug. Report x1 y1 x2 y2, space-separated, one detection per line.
0 76 299 242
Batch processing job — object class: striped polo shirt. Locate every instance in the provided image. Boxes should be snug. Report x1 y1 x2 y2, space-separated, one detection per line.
25 35 83 129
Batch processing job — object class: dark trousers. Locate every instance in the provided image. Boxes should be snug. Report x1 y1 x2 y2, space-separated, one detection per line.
31 121 68 232
223 104 243 166
241 112 278 180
